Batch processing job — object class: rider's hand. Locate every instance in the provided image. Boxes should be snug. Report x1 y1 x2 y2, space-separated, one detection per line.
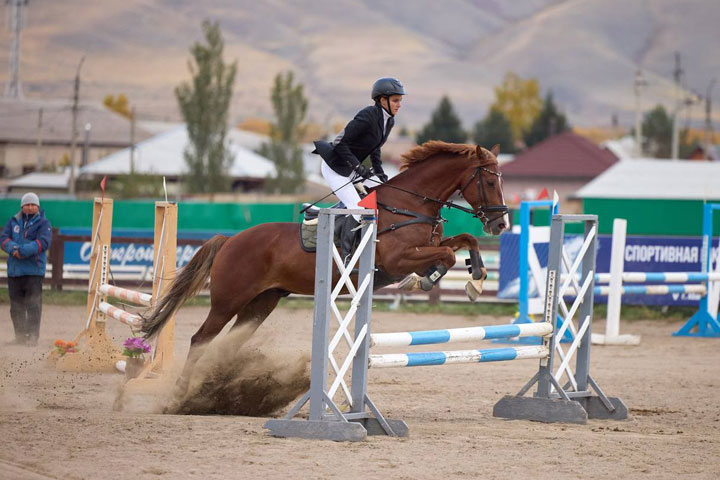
354 164 373 180
377 172 389 183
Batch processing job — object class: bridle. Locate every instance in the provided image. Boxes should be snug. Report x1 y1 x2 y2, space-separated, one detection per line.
457 162 509 226
356 157 509 237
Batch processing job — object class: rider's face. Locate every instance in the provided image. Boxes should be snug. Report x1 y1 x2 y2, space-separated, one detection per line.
381 95 403 115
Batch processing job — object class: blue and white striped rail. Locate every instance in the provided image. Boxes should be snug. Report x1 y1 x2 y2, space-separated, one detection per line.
369 322 552 348
368 345 549 368
564 284 706 297
597 284 706 296
600 272 720 284
562 272 720 284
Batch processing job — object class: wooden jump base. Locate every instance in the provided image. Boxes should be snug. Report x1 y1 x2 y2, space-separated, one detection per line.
55 198 177 380
264 211 628 442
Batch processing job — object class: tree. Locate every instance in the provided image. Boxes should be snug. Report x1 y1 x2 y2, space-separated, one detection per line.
641 105 672 158
103 94 131 118
259 71 308 194
523 92 570 147
490 72 542 142
639 104 694 158
416 96 466 144
471 108 515 153
175 20 237 194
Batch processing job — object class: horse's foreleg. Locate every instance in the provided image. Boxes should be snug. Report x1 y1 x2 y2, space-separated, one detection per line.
439 234 487 301
388 246 456 292
438 233 479 252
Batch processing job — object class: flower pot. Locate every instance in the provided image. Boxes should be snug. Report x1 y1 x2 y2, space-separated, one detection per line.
124 357 146 380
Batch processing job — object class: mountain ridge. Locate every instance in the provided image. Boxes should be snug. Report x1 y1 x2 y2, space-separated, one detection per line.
1 0 717 130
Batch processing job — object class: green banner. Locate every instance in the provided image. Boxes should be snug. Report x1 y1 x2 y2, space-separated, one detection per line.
0 199 491 237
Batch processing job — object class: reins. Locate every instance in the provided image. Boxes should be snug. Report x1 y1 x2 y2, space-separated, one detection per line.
365 161 509 224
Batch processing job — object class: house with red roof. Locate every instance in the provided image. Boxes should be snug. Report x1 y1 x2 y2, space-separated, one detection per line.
500 131 618 211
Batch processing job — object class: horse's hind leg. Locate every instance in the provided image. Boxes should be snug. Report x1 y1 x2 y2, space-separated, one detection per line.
230 289 286 338
176 290 285 396
175 306 236 395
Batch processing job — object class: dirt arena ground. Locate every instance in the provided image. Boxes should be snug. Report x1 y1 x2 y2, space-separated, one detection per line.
1 303 719 480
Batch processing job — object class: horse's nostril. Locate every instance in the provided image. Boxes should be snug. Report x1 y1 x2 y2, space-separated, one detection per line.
498 223 506 230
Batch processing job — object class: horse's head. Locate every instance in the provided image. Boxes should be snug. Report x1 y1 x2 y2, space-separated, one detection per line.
458 145 510 235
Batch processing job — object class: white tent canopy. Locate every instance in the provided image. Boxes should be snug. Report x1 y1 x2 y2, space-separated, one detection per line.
80 125 276 179
575 159 720 200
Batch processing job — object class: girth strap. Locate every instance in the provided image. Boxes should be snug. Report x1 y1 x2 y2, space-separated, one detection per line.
377 202 444 235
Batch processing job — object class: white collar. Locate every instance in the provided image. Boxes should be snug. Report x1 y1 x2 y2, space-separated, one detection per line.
382 108 392 133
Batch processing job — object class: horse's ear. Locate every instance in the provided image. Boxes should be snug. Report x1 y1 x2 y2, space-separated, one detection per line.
476 145 489 161
491 144 500 157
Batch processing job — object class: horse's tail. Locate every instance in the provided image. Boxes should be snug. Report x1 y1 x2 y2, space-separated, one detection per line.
141 234 229 339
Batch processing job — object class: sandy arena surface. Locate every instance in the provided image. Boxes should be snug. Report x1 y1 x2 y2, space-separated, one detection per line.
1 303 719 480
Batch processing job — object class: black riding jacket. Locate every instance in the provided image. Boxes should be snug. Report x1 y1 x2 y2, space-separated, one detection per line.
313 103 394 177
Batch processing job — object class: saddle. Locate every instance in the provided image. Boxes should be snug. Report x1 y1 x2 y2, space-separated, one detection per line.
299 202 356 254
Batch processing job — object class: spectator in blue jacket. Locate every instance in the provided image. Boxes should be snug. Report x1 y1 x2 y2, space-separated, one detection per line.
1 192 52 345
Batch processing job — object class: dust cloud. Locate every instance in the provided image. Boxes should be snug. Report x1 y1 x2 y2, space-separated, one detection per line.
164 326 310 416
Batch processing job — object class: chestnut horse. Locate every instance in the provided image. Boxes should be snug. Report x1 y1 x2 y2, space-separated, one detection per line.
142 141 509 383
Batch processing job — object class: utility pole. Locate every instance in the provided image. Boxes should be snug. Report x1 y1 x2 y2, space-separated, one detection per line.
81 123 91 167
4 0 28 98
36 107 43 168
705 78 716 159
68 56 85 196
130 106 136 174
671 52 683 159
633 69 648 157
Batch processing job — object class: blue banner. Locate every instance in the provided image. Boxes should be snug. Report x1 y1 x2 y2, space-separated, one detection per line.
499 232 718 306
61 228 208 272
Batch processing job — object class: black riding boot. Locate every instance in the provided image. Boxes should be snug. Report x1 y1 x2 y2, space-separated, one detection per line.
341 217 361 265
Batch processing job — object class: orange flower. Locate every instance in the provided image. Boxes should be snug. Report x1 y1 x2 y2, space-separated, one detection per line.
66 341 75 348
54 340 65 347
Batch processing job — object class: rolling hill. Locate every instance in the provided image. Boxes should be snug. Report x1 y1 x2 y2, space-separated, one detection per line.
1 0 717 131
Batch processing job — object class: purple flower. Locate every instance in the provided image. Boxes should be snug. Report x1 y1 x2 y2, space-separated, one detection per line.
122 337 152 358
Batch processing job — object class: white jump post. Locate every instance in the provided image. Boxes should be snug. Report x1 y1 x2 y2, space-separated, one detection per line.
591 218 641 345
56 198 177 376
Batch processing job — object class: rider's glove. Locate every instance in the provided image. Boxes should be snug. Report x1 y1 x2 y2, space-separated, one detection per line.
354 164 373 180
376 172 389 183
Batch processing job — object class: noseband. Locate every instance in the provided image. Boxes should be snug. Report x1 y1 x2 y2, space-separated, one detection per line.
458 163 509 225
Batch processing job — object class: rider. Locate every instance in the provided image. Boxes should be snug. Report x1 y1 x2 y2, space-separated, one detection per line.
312 77 405 259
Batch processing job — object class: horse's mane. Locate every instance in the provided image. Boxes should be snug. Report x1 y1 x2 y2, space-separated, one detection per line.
400 141 477 171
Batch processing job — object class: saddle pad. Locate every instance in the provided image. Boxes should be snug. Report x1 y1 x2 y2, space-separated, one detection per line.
299 214 351 253
300 222 318 252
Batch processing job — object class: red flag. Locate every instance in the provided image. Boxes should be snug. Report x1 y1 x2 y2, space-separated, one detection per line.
100 175 107 200
536 187 549 200
358 190 377 210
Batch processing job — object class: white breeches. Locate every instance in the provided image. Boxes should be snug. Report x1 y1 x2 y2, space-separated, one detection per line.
321 162 379 221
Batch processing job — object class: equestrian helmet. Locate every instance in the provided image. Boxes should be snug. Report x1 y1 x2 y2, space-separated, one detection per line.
371 77 406 100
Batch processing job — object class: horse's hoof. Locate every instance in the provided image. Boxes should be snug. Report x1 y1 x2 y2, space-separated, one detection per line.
419 276 434 291
477 267 488 281
465 279 483 302
397 274 421 292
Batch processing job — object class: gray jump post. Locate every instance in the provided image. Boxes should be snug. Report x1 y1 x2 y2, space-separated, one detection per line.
264 211 627 442
493 214 627 423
